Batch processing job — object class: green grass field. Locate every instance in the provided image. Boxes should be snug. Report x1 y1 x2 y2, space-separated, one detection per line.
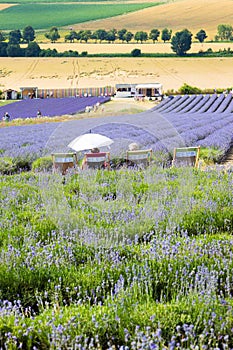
0 3 159 30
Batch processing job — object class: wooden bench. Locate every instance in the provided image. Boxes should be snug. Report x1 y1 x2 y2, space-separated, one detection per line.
126 149 152 168
172 146 200 168
51 153 78 175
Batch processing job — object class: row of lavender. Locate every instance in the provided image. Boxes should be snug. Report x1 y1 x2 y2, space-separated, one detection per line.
154 93 233 114
1 103 233 159
0 96 109 120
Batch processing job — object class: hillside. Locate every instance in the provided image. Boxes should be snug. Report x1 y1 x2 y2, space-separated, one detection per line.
70 0 233 41
1 57 233 92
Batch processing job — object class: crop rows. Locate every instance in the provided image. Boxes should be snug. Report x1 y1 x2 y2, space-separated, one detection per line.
0 96 109 120
154 93 233 114
1 94 233 160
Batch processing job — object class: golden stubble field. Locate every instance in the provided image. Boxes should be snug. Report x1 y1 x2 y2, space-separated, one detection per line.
1 57 233 92
1 0 233 92
70 0 233 41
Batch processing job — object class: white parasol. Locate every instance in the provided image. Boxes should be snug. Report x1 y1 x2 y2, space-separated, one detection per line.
68 133 113 152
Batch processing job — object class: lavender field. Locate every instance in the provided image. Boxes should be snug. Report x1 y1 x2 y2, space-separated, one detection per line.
1 94 233 349
0 165 233 349
0 96 110 120
0 94 233 161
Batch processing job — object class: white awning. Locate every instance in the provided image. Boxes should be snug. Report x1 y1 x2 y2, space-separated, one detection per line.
135 83 162 89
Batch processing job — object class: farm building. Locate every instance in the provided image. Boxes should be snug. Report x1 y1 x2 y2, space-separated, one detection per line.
135 83 163 100
115 84 137 98
114 83 163 99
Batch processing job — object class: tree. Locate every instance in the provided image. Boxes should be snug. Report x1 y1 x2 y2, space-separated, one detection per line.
80 30 92 43
90 31 98 43
23 26 35 43
106 29 117 43
149 29 160 43
65 30 78 43
6 44 22 57
25 41 41 57
124 31 134 43
8 30 22 44
171 29 192 56
0 31 6 42
118 29 127 42
45 27 60 43
161 28 172 43
39 48 58 57
0 42 7 56
195 29 207 43
134 31 148 43
94 29 107 43
217 24 233 41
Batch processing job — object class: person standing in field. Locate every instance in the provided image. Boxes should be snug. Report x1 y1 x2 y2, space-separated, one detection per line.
3 112 10 122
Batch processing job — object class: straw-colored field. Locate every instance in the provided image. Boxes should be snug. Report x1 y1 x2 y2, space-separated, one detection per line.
0 57 233 92
1 0 233 93
0 4 15 10
38 42 233 54
71 0 233 41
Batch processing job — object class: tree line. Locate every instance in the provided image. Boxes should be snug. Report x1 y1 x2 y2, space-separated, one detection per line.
0 24 233 57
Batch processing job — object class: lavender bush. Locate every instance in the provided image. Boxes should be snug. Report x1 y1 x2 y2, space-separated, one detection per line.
0 166 233 349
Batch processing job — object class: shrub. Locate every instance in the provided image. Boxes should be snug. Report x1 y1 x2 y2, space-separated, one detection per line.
0 157 16 174
131 48 141 57
178 83 202 94
81 51 88 56
32 156 53 172
13 155 35 172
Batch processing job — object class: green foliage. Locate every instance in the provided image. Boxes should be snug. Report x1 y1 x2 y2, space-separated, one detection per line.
134 31 148 43
0 157 16 174
25 41 41 57
8 29 22 44
171 28 192 56
161 27 172 42
178 83 202 95
149 28 160 43
44 26 60 43
22 25 35 43
0 167 233 347
200 147 223 164
195 29 207 43
217 24 233 41
6 43 23 57
0 155 37 174
32 156 53 172
131 48 141 57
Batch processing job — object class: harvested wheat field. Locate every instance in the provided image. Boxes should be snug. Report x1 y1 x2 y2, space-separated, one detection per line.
0 57 233 92
38 42 233 54
71 0 233 41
